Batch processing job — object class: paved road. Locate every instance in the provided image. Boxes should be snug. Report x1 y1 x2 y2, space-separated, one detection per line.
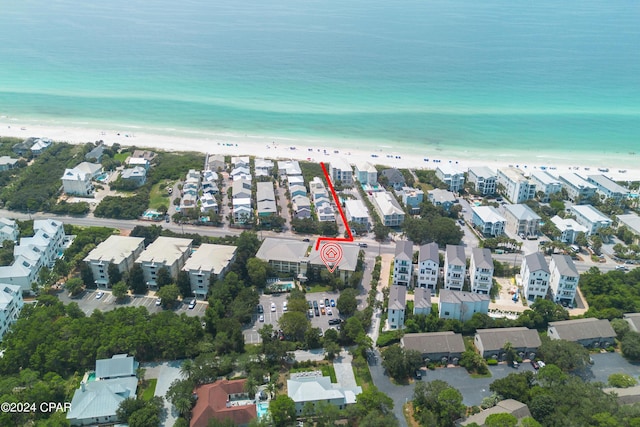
143 360 183 427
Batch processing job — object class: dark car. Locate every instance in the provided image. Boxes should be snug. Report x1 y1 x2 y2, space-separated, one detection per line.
324 298 330 307
257 304 264 314
314 307 320 317
358 243 368 248
313 300 318 308
531 360 539 370
302 238 310 242
308 300 313 309
328 318 342 325
415 370 422 380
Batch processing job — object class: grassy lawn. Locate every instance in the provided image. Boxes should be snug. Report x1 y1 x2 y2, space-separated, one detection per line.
470 372 492 379
320 365 337 383
306 284 332 293
114 152 130 163
141 378 157 401
149 181 172 210
352 354 372 390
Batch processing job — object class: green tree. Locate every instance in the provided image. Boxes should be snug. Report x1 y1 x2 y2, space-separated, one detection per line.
381 345 408 380
108 262 122 285
269 395 296 427
608 373 638 388
157 284 180 308
337 288 358 316
246 257 269 287
64 277 84 297
176 271 193 298
127 263 147 294
278 311 310 342
538 337 590 372
485 413 518 427
621 331 640 361
111 281 129 301
155 266 173 288
489 372 535 403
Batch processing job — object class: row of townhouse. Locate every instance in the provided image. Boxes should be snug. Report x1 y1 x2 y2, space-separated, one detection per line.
520 252 579 306
392 241 495 294
84 236 237 300
181 165 221 215
0 219 68 293
277 160 311 220
309 177 336 222
471 204 541 238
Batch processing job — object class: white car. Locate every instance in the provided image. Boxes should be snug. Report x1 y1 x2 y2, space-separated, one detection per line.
283 302 288 312
155 298 162 306
96 291 104 299
188 300 196 309
326 307 333 316
259 314 264 322
271 303 276 312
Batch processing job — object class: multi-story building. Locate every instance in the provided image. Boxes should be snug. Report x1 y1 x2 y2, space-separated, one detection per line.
0 218 18 244
371 191 405 227
438 289 490 322
444 245 466 291
120 166 147 187
520 252 550 302
232 179 253 224
558 173 597 203
587 175 629 203
467 166 497 195
287 373 361 417
61 162 103 197
413 287 432 316
393 241 414 287
549 254 579 306
401 331 465 365
529 171 562 202
550 215 588 244
474 327 541 360
256 182 277 218
329 158 353 185
503 204 541 238
84 236 145 287
0 284 23 340
387 285 406 329
398 187 424 214
497 167 536 203
471 206 506 237
617 213 640 245
417 242 439 290
182 244 237 299
548 318 616 348
345 199 370 229
570 205 612 235
469 248 493 294
277 160 302 176
354 161 377 185
380 169 405 191
136 237 193 288
436 164 465 193
292 196 312 219
427 189 457 212
254 158 274 177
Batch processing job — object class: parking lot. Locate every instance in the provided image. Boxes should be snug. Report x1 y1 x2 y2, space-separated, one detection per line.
243 291 342 344
57 289 207 317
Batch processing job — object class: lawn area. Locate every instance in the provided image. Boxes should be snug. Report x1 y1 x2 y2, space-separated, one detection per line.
114 151 130 163
320 365 337 383
141 378 157 401
149 181 172 210
352 354 372 390
306 284 332 293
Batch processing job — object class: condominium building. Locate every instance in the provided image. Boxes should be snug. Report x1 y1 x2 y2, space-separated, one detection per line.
83 236 145 287
550 215 588 244
444 245 466 291
503 204 541 238
436 164 465 193
471 206 506 237
182 244 237 299
467 166 497 195
469 248 493 294
136 237 193 288
416 242 439 291
329 158 353 185
570 205 612 235
497 167 536 203
549 254 579 306
520 252 550 302
354 161 377 185
587 175 629 203
0 284 23 340
529 171 562 202
558 173 597 203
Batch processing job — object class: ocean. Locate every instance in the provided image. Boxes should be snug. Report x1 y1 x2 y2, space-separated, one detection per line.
1 0 639 165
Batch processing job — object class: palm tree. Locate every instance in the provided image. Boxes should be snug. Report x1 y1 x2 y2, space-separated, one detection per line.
244 376 259 399
180 359 195 381
174 397 194 420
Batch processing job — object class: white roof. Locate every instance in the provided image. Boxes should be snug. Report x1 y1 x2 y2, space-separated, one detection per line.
618 213 640 236
0 284 22 309
530 170 561 185
183 244 237 274
278 160 302 175
588 174 629 194
472 206 506 223
571 204 611 224
256 238 309 263
355 161 377 173
308 244 359 272
67 377 137 422
255 158 274 169
559 173 596 190
84 236 145 264
331 157 352 172
437 163 463 176
428 189 456 204
372 191 404 215
287 376 344 403
136 237 192 264
121 167 146 179
504 204 541 221
126 157 149 166
468 166 496 179
498 167 527 182
345 199 369 218
0 156 18 166
550 215 588 234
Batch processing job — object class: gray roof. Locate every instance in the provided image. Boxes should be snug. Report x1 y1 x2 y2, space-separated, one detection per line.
255 238 309 263
475 327 541 352
308 244 359 272
549 318 616 342
524 252 549 274
551 254 579 277
381 168 405 184
413 288 432 309
419 242 439 263
428 188 456 204
460 399 531 426
256 182 275 201
395 240 413 260
67 377 137 423
401 331 465 355
446 245 466 266
471 247 493 270
439 289 490 304
624 313 640 332
587 174 628 194
389 285 407 310
617 214 640 236
95 354 138 379
504 204 541 221
182 244 237 274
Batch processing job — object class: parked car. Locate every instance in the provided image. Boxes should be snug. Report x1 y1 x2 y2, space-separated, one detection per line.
314 307 320 317
96 291 104 299
308 300 313 309
271 302 276 312
415 370 422 380
512 361 519 369
324 298 330 307
358 243 368 248
538 361 546 368
188 300 196 309
257 304 264 313
283 301 288 312
155 298 162 306
328 319 340 325
259 314 264 322
330 299 336 307
321 307 326 315
326 308 333 316
530 360 539 370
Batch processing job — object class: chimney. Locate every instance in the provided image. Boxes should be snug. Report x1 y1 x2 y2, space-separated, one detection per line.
81 382 85 392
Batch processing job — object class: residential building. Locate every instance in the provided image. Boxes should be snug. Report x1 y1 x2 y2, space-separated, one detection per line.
624 313 640 333
570 204 612 235
444 245 466 291
254 158 274 177
205 154 226 172
550 215 588 244
417 242 439 290
183 244 237 299
530 171 563 202
85 143 105 162
19 219 66 268
503 204 541 237
344 199 370 228
548 318 616 348
287 175 304 186
120 166 147 187
292 195 311 219
287 373 361 416
438 289 490 322
83 236 145 287
497 167 536 203
330 158 353 185
548 254 579 306
393 240 414 287
399 187 424 214
460 400 532 427
277 160 302 176
467 166 497 195
256 182 277 217
0 156 18 171
617 213 640 244
231 156 250 168
413 287 432 316
61 162 103 197
0 258 39 293
354 161 377 185
200 193 219 214
255 238 309 276
130 150 156 162
472 206 506 237
469 248 494 294
230 165 251 181
232 178 252 199
316 202 336 222
136 237 193 288
67 355 138 426
191 379 257 427
0 218 18 244
427 189 457 211
520 252 550 302
387 285 406 329
474 327 541 360
587 174 629 203
558 173 597 203
126 157 150 169
436 164 465 192
13 137 52 156
308 244 359 283
401 331 465 364
371 191 405 226
381 168 405 191
232 179 253 224
0 284 23 340
289 184 307 198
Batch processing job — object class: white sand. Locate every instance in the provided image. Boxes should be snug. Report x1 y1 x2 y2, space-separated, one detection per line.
1 119 639 182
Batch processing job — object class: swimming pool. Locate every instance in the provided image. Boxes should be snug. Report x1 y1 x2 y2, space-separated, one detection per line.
256 402 269 419
96 172 109 182
87 372 96 382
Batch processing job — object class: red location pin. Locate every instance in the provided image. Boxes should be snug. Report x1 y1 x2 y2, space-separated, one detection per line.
320 242 343 273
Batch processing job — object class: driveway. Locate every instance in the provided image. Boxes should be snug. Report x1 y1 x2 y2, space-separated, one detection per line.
333 351 358 389
576 352 640 384
143 360 184 427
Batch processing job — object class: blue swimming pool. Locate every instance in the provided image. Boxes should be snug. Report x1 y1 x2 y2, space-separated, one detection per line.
257 402 269 419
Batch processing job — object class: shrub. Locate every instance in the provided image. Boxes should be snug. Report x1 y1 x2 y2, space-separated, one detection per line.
487 358 499 365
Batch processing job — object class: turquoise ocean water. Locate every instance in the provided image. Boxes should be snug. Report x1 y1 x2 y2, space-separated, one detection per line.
1 0 639 164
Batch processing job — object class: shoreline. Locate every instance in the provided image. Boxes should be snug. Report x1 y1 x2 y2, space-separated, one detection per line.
1 119 639 182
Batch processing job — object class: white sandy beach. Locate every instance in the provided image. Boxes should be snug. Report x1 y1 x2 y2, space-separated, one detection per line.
1 119 639 182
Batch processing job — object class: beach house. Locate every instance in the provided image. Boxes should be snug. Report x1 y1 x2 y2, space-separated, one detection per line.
503 204 541 238
558 173 597 203
277 160 302 177
287 373 362 416
371 191 405 226
0 218 18 244
191 379 257 427
345 199 370 229
398 186 424 214
256 182 277 218
550 215 588 244
469 247 494 294
549 254 579 306
380 168 405 191
354 161 377 185
182 244 237 299
529 170 563 202
120 166 147 187
393 240 414 287
205 154 226 172
0 284 23 341
416 242 439 290
471 206 506 237
61 162 103 197
435 164 465 193
570 204 612 235
387 284 406 329
444 244 466 291
497 167 537 203
292 195 312 219
413 287 432 316
427 189 457 212
0 156 18 171
438 289 490 322
83 236 145 287
520 252 550 302
329 158 353 185
136 237 193 288
467 166 497 195
254 158 274 177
